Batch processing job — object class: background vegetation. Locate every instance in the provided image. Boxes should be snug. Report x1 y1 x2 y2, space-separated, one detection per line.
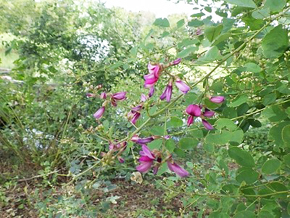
0 0 289 217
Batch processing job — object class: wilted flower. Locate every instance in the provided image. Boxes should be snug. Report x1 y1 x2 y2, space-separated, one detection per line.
128 105 143 125
172 58 182 65
160 81 173 102
86 93 96 98
210 96 225 104
117 156 125 163
111 92 127 107
94 106 105 119
175 79 190 94
167 159 189 177
136 136 155 145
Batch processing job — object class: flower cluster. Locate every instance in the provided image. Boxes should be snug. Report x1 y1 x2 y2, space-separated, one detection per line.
92 91 127 120
185 96 225 130
136 144 189 177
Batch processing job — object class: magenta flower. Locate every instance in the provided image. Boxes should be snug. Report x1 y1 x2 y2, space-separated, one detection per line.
93 106 105 119
202 119 214 130
117 156 125 163
112 92 127 100
186 104 201 127
160 81 173 102
210 96 225 104
144 63 162 88
148 63 161 78
186 104 202 117
167 160 189 177
175 79 190 94
136 145 155 173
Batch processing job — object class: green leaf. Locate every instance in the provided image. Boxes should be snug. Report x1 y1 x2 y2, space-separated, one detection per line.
167 117 183 128
225 0 257 8
188 19 203 27
283 153 290 167
153 18 170 27
157 162 169 176
176 19 185 28
269 122 290 147
177 46 198 58
262 105 288 122
204 25 223 42
252 8 270 19
282 125 290 147
174 148 186 158
196 46 222 63
261 25 289 59
215 118 238 131
262 93 276 106
165 139 175 152
150 126 164 135
245 62 261 73
229 95 248 107
234 211 256 218
236 168 259 184
148 139 162 150
228 147 255 167
264 0 286 12
262 159 281 174
179 137 198 150
191 12 205 17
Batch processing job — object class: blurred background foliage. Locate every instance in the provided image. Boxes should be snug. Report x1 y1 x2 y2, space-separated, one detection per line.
0 0 290 217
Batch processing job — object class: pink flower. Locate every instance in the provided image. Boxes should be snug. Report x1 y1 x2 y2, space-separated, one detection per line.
186 104 202 117
175 79 190 94
167 160 189 177
160 81 173 102
112 92 127 100
144 63 162 88
210 96 225 104
93 106 105 119
136 136 155 145
186 104 201 127
136 145 155 173
128 105 143 125
118 156 125 163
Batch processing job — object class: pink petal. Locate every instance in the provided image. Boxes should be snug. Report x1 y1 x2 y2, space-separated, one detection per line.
187 115 194 126
100 92 107 99
112 92 127 100
149 86 155 97
131 112 141 124
141 144 155 159
172 58 181 65
186 104 201 117
139 156 154 162
93 106 105 119
203 109 215 117
167 161 189 177
202 119 214 130
141 94 148 102
175 80 190 94
210 96 225 104
136 161 153 173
